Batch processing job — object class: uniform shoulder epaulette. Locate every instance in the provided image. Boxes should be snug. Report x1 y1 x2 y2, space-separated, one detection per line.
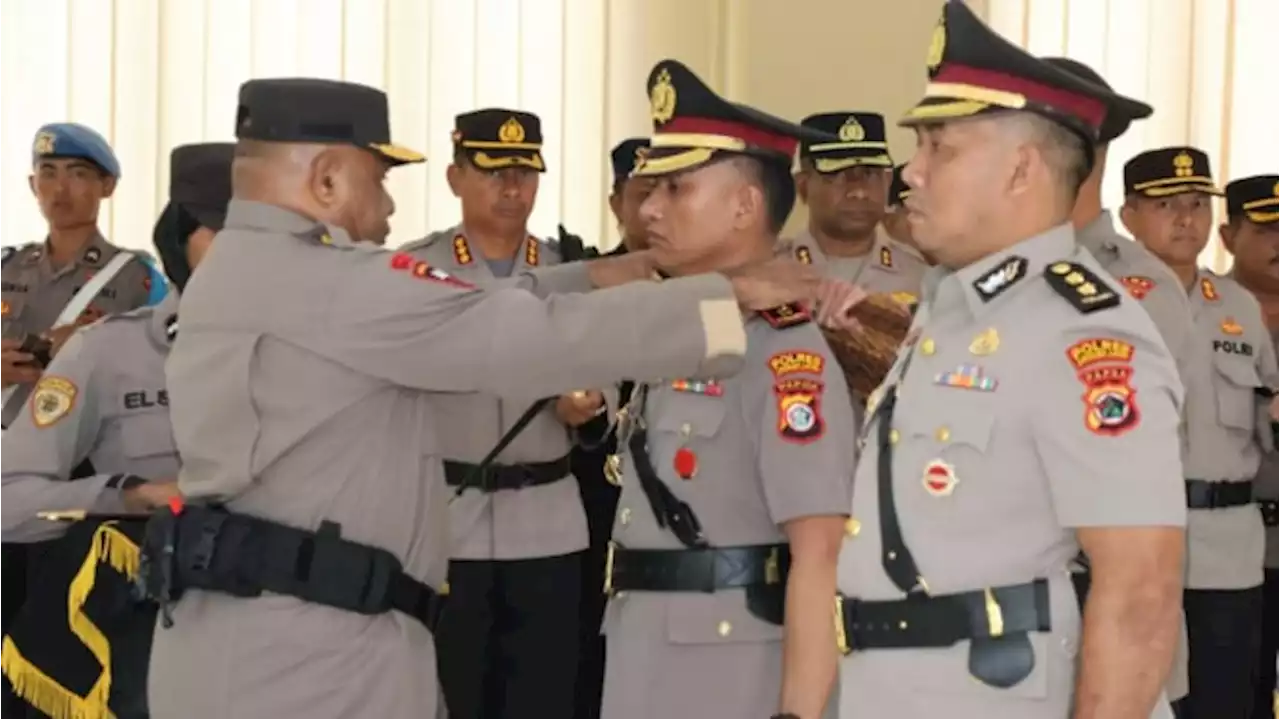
758 303 812 329
1043 260 1121 314
2 243 37 268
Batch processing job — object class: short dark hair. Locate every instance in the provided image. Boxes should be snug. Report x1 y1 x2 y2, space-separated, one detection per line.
728 155 796 234
1004 113 1091 205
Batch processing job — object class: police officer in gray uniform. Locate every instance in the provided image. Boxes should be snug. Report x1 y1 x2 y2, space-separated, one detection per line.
789 111 928 302
600 59 851 719
0 122 165 717
0 142 233 719
1121 150 1280 718
2 123 165 426
401 108 589 718
833 4 1186 718
146 77 823 719
1217 173 1280 719
1046 56 1196 710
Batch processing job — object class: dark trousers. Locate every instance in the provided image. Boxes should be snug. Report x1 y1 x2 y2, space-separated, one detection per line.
1253 569 1278 719
1182 586 1264 719
435 553 581 719
2 543 28 717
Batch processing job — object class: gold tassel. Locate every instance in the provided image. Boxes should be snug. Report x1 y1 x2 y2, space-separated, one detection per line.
0 635 115 719
0 524 138 719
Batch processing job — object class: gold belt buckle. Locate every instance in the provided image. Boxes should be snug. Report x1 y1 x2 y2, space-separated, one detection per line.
983 587 1005 638
834 594 853 655
603 541 617 595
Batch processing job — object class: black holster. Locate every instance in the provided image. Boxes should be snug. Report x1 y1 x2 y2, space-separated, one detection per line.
138 505 443 631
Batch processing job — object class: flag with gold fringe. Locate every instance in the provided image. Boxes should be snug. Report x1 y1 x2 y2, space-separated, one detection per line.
1 519 155 719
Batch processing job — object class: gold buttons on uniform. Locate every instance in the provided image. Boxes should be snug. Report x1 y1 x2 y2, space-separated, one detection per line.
888 429 900 445
919 338 936 356
619 508 631 526
717 620 732 637
844 518 862 537
935 426 951 443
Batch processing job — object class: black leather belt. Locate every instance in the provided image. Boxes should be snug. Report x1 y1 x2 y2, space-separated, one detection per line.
1260 500 1278 527
443 455 571 492
835 579 1051 653
1186 479 1253 509
604 543 788 594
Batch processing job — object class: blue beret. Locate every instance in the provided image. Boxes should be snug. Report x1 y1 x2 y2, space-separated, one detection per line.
31 123 121 178
610 137 649 186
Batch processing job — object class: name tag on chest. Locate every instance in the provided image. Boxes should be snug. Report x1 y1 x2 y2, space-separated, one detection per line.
123 389 168 410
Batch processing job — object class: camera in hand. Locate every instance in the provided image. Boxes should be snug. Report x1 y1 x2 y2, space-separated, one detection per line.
18 334 53 369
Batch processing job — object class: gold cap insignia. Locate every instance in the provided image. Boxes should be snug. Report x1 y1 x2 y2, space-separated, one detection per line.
634 145 649 166
651 68 677 125
838 117 866 142
498 117 526 144
33 131 56 155
926 14 947 72
1173 151 1194 178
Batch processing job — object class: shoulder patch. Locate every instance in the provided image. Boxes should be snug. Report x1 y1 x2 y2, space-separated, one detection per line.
30 375 78 428
1119 275 1154 300
768 349 825 378
972 256 1028 301
758 303 811 329
1044 261 1120 313
389 252 475 289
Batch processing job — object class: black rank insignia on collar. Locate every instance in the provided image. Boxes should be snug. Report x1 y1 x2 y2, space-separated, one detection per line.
972 255 1028 302
1044 261 1120 314
165 315 179 343
83 246 102 265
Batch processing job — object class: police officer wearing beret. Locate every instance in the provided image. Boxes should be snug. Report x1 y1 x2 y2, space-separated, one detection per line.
1216 173 1280 719
2 123 166 424
607 137 654 255
401 108 596 719
0 142 232 719
146 77 823 719
1121 148 1279 718
0 122 165 716
881 163 923 261
1046 56 1199 711
790 111 928 301
828 3 1187 717
599 59 853 719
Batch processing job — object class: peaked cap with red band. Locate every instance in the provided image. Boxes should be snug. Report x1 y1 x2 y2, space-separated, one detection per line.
634 59 835 177
900 1 1152 148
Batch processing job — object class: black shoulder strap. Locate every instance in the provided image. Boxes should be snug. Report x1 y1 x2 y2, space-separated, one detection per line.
1043 261 1121 313
626 386 708 548
453 397 554 496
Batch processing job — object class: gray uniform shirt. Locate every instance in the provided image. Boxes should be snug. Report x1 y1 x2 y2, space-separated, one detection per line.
2 234 155 426
1078 210 1198 699
1254 319 1279 570
602 312 853 719
148 200 751 719
401 228 583 561
1181 270 1278 589
1 291 180 542
788 229 928 303
837 224 1184 719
